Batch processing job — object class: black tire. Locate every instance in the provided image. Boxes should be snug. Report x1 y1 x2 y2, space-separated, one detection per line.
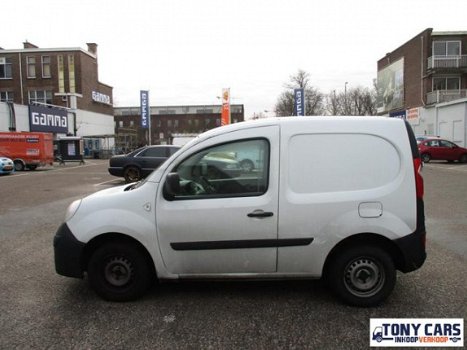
326 245 396 307
124 166 141 183
14 160 25 171
87 241 154 301
27 165 37 170
460 154 467 163
421 153 431 163
240 159 255 172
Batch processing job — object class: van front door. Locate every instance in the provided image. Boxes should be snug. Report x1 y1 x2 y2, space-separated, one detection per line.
156 126 279 275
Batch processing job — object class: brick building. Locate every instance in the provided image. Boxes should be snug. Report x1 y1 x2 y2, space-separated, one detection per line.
377 28 467 116
114 104 245 150
0 41 113 115
377 28 467 146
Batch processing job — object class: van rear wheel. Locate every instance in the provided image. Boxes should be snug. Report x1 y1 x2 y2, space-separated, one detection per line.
327 245 396 307
87 241 153 301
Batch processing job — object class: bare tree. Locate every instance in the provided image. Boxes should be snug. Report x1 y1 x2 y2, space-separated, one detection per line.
325 85 377 116
275 91 294 116
326 90 344 116
275 70 324 116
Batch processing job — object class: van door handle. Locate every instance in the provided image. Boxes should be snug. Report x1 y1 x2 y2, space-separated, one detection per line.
247 210 274 218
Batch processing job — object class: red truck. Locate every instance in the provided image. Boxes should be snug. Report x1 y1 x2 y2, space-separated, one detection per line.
0 132 54 171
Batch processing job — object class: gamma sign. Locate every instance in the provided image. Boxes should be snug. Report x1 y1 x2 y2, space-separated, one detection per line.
29 104 68 133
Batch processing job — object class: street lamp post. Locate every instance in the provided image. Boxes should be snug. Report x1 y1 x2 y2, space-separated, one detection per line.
344 82 348 115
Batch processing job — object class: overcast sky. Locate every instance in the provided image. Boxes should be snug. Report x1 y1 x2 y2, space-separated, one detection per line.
2 0 466 118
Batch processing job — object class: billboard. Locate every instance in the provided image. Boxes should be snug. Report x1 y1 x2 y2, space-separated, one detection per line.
294 88 305 116
140 90 149 129
29 104 68 133
377 58 404 113
407 107 420 124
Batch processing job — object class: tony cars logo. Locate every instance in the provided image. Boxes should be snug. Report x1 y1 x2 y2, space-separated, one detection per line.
370 319 463 347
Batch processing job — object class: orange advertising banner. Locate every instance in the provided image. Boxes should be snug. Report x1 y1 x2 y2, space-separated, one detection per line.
221 88 230 126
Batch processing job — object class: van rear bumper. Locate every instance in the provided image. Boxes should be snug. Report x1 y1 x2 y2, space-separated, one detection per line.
53 223 85 278
393 229 426 273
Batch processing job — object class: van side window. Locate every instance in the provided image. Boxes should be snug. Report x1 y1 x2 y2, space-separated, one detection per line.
170 139 269 199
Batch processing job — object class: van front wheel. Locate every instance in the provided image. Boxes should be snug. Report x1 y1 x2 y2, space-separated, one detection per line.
327 245 396 307
87 242 153 301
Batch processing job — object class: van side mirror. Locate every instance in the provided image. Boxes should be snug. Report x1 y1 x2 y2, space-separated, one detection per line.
164 173 180 199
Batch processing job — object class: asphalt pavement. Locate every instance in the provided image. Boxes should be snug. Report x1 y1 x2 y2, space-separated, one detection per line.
0 160 465 349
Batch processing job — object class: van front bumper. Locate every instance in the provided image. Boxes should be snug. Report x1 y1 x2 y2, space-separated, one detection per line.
53 223 85 278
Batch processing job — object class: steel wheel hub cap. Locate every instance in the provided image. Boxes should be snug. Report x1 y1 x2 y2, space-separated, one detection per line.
344 258 384 296
104 257 133 287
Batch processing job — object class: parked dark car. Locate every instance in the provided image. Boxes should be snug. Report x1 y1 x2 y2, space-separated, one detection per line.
109 145 181 182
418 138 467 163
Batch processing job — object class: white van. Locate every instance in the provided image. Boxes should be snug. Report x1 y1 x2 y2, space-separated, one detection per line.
54 117 426 306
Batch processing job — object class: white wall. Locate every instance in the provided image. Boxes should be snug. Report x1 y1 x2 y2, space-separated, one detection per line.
0 102 115 149
75 109 114 137
0 103 29 131
408 99 467 147
437 102 466 146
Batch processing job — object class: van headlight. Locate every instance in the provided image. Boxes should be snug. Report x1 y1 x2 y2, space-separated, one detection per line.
65 199 82 221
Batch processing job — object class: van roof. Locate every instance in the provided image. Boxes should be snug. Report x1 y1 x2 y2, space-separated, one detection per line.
196 116 403 142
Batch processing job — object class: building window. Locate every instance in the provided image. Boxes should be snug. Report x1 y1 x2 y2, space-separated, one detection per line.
433 77 460 91
0 57 13 79
27 56 36 78
42 56 51 78
130 120 134 127
174 119 179 128
167 120 173 128
119 121 123 128
433 41 461 56
0 91 14 102
28 90 53 104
